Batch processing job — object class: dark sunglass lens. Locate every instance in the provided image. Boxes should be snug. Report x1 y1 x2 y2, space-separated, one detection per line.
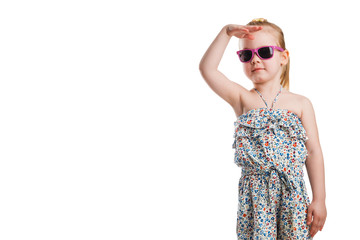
258 47 273 59
239 50 252 62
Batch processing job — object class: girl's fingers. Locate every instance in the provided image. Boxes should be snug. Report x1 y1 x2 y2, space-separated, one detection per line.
229 25 262 32
227 25 262 39
310 229 318 238
236 27 249 33
228 25 246 31
306 209 313 225
310 220 320 237
310 214 324 237
310 223 320 237
247 26 263 32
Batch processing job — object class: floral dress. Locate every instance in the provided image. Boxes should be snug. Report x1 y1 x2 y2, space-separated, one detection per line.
232 86 312 240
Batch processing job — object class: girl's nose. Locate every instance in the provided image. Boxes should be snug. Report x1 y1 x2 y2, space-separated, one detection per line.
251 52 261 64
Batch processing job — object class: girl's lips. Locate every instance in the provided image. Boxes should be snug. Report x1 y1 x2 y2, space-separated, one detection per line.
252 68 264 72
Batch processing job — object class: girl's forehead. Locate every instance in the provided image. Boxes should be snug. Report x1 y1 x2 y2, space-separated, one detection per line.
240 29 279 49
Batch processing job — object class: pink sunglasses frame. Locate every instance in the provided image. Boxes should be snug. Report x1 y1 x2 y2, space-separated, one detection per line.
236 45 285 63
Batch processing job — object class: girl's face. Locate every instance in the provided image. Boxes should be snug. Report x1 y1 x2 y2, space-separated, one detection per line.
240 28 288 84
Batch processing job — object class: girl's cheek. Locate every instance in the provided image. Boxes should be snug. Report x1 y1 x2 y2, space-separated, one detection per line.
243 65 251 73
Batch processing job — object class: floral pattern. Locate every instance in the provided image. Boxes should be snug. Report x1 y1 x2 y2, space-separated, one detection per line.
232 108 312 239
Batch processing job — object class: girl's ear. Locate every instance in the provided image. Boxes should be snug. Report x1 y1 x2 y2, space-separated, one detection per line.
280 49 289 66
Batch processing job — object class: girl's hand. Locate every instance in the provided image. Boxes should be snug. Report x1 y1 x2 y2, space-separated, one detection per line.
225 24 263 40
306 200 327 238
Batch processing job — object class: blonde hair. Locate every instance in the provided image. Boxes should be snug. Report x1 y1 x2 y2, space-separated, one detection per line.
244 18 290 90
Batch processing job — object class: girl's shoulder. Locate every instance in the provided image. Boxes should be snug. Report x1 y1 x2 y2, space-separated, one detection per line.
282 89 311 105
280 89 313 119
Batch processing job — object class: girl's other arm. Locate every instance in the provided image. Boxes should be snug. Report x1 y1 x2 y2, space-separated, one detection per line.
301 96 327 237
198 25 259 108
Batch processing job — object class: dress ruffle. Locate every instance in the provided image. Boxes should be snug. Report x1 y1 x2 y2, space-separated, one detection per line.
232 108 309 168
232 108 309 147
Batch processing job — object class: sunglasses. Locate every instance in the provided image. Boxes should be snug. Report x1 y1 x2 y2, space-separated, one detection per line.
236 46 285 63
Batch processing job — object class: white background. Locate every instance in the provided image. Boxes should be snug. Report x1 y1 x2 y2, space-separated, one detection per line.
0 0 358 239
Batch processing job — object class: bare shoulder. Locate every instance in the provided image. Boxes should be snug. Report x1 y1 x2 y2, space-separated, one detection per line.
296 94 321 149
283 89 307 103
298 94 315 116
277 89 307 118
286 92 316 119
299 94 317 130
282 90 316 121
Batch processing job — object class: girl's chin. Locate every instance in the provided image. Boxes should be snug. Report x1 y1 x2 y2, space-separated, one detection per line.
250 78 267 83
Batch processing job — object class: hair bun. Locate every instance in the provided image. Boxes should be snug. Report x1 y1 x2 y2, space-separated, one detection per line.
251 18 267 23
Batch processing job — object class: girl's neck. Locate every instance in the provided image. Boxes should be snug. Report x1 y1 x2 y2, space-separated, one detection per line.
252 81 283 96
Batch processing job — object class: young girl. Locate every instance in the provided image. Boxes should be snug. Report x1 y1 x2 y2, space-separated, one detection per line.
199 18 327 239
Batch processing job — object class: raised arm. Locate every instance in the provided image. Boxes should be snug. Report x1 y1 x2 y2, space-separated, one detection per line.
198 24 262 108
